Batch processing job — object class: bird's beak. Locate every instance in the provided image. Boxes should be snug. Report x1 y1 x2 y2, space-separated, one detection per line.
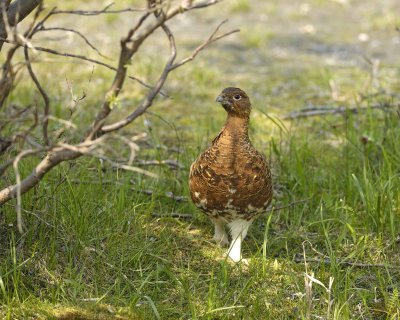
216 95 224 103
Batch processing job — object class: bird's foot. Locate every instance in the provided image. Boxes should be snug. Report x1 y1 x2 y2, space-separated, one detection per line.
212 233 229 247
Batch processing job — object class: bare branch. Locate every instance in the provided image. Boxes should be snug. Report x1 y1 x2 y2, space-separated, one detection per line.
39 27 111 59
152 212 193 218
99 24 176 134
0 43 18 107
0 3 44 108
0 104 33 131
51 3 145 16
0 148 80 205
0 37 166 95
101 19 239 134
88 0 220 139
23 46 50 145
170 20 240 70
1 105 39 162
0 130 157 205
104 161 158 178
57 142 158 178
123 11 151 43
12 105 39 143
135 159 184 170
23 0 45 38
0 0 229 211
0 147 46 177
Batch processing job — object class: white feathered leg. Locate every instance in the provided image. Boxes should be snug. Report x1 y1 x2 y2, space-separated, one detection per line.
227 219 253 262
211 218 229 246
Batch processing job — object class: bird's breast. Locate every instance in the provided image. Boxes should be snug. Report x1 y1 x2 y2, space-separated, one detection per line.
189 136 272 221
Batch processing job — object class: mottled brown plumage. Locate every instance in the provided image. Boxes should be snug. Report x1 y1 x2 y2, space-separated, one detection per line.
189 87 272 262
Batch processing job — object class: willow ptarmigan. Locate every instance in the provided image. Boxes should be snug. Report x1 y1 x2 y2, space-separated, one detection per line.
189 87 273 262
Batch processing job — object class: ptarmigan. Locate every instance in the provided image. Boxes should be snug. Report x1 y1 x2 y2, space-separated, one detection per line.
189 87 272 262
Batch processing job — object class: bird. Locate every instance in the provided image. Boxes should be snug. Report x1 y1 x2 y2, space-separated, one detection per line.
189 87 273 262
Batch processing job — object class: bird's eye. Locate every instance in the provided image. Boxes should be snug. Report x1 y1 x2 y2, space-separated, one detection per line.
233 94 241 100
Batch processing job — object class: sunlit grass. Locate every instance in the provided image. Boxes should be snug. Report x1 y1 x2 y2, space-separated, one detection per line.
1 93 399 319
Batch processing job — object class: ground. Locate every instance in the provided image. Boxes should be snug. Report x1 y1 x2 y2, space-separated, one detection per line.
0 0 400 319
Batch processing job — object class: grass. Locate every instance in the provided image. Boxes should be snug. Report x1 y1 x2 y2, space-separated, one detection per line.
1 0 400 319
1 91 399 319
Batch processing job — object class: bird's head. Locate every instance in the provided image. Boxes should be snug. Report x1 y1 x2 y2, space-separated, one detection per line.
216 87 251 118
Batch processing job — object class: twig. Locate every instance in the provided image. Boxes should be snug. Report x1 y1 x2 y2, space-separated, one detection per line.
98 22 178 134
57 141 158 178
282 104 396 120
0 40 19 108
0 0 228 207
51 3 145 15
65 76 86 112
113 135 139 165
22 1 45 40
46 115 77 129
152 212 193 218
39 27 110 59
164 192 187 202
0 37 167 96
107 162 158 178
2 203 54 228
101 19 238 134
12 105 39 145
170 20 239 71
0 147 47 177
23 46 50 145
135 159 184 170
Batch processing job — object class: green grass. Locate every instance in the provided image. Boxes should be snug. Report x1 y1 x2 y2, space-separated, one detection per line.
1 96 399 319
1 1 400 319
